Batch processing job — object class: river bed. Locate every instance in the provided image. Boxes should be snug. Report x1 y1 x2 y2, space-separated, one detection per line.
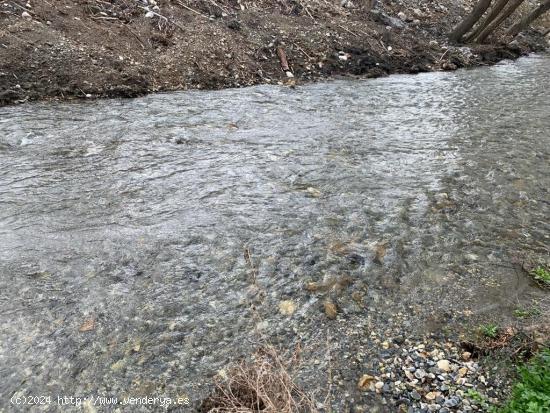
1 55 549 412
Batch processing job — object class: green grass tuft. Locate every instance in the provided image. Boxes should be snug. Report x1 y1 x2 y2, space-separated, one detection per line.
514 307 541 319
532 266 550 285
481 324 499 339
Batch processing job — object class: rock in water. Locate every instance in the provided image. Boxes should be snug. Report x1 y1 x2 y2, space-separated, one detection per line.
279 300 296 315
324 300 338 319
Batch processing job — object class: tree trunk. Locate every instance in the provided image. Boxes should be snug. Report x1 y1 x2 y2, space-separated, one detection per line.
449 0 493 43
465 0 510 41
474 0 525 43
507 0 550 38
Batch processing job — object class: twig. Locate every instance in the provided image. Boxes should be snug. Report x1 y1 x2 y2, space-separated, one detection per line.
204 0 231 15
292 42 312 60
276 46 290 72
8 1 30 12
323 331 333 412
303 4 315 20
122 24 146 49
173 0 209 19
438 49 450 62
137 5 195 31
244 247 257 284
337 24 359 37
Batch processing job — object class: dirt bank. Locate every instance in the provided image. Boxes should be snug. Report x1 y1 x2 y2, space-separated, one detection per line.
0 0 547 106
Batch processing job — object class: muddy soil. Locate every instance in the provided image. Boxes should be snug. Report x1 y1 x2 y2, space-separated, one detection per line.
0 0 547 106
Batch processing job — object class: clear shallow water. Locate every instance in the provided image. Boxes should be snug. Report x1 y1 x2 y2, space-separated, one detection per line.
0 55 549 411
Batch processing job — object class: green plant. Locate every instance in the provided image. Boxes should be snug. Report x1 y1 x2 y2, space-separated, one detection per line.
481 324 499 339
497 349 550 413
532 266 550 285
514 307 541 319
466 389 491 410
466 389 483 401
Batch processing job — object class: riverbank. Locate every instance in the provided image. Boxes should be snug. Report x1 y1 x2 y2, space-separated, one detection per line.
0 0 548 106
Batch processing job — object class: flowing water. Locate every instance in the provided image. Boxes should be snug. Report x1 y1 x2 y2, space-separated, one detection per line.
0 55 549 411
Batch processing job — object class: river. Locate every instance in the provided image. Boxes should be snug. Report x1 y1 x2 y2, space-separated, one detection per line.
0 54 548 412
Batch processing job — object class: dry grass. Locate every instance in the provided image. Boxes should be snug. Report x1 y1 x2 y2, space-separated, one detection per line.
199 346 318 413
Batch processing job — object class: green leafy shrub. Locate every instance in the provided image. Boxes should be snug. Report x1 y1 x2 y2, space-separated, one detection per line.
498 349 550 413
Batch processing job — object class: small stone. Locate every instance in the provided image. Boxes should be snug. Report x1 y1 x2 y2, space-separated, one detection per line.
306 187 321 197
444 397 459 408
462 351 472 361
397 11 407 20
437 359 451 372
79 318 95 332
21 11 32 19
357 374 376 391
279 300 296 315
324 300 338 319
415 369 427 379
458 367 468 377
110 359 125 372
411 390 421 401
425 391 437 401
352 291 363 304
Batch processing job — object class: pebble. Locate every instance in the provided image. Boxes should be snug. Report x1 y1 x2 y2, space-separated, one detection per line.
437 359 451 372
278 300 296 315
355 339 507 412
411 390 421 400
324 300 338 319
415 369 427 379
22 11 32 19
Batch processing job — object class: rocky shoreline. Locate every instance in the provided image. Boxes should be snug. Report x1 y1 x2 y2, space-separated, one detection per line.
0 0 548 106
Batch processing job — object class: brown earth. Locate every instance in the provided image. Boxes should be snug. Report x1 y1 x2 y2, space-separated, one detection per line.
0 0 548 106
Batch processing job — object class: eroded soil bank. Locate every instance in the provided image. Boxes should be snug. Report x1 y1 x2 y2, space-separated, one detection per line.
0 0 548 106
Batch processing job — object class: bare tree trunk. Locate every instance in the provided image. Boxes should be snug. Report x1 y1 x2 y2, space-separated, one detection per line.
507 0 550 38
449 0 493 43
465 0 510 41
474 0 525 43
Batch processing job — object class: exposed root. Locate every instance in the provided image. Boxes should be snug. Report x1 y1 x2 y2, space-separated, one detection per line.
461 324 550 362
